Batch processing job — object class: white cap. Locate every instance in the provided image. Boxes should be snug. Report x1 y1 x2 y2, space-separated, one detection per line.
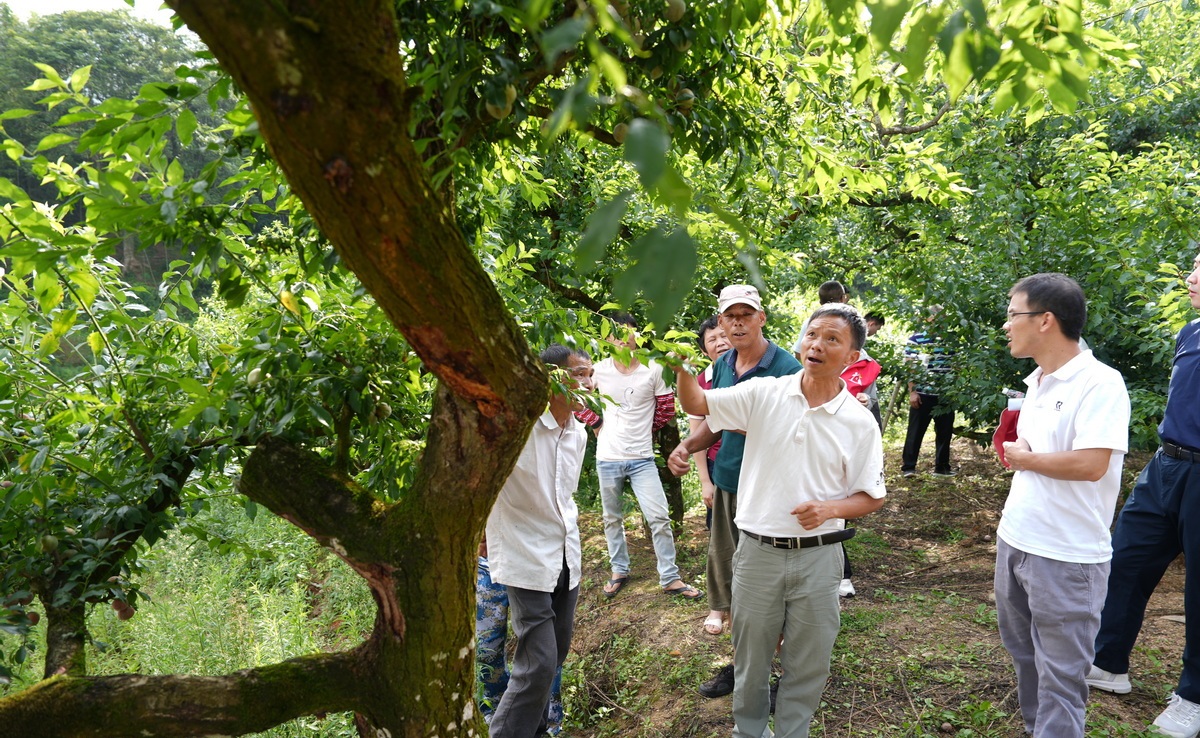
718 284 763 313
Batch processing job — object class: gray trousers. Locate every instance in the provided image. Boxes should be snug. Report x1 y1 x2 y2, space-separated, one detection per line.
994 539 1108 738
489 562 579 738
707 486 739 611
731 536 842 738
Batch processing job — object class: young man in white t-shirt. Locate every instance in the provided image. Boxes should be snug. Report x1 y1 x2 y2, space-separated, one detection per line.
995 273 1130 738
582 313 701 600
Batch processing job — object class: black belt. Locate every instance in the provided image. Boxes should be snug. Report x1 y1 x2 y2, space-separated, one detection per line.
1162 441 1200 463
744 529 855 550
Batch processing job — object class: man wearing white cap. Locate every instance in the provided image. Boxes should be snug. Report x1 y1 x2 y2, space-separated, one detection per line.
669 284 801 699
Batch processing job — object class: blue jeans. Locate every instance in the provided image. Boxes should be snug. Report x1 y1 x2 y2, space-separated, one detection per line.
476 558 563 733
1094 451 1200 703
995 540 1107 738
598 458 680 586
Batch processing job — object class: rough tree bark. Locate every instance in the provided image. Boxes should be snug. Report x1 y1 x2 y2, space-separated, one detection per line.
0 1 548 736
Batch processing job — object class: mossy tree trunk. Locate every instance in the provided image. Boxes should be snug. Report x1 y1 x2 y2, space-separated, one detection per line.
0 1 547 736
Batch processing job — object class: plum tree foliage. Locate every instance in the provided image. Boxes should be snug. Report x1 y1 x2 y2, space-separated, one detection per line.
0 0 1189 735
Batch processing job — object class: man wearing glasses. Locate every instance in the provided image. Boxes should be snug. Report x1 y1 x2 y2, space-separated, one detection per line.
995 273 1130 738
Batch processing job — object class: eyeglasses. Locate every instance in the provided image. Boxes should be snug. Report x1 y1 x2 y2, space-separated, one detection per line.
1005 310 1047 320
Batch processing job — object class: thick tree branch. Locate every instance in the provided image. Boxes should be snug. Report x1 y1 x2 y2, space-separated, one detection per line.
166 0 545 586
238 437 406 638
0 650 366 738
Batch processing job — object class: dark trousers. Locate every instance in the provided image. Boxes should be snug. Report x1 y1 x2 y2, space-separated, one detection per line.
1094 451 1200 703
901 392 953 473
490 561 579 738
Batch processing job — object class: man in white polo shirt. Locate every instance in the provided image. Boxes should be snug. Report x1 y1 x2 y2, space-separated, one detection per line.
674 302 886 738
995 273 1130 738
485 344 595 738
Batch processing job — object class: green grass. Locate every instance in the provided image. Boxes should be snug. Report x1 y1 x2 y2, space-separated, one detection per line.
84 499 375 737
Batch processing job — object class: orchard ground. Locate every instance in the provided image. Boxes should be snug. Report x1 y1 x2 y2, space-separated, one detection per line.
564 436 1182 738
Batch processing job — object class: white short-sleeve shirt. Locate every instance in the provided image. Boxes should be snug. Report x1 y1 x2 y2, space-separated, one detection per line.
705 373 886 538
593 358 672 461
485 410 585 592
997 350 1130 564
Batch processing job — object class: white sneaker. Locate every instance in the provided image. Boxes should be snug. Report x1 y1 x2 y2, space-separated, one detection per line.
838 578 856 597
1152 693 1200 738
1086 664 1131 694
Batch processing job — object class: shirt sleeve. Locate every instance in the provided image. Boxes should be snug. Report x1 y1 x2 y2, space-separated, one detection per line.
705 380 764 435
652 392 675 431
847 419 887 499
573 408 602 428
1071 375 1130 454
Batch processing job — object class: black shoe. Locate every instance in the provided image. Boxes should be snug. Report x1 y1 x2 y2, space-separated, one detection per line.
769 674 779 714
699 664 735 698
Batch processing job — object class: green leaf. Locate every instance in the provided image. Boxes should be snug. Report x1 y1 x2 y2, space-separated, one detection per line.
167 159 185 186
0 109 36 120
33 271 64 312
868 0 910 49
68 65 92 93
69 270 101 307
176 108 197 147
961 0 987 27
899 9 942 84
1008 35 1050 72
35 133 76 152
942 33 973 100
87 331 104 357
590 43 627 92
0 177 29 203
623 118 669 189
743 0 763 24
576 191 632 274
177 377 209 397
32 63 65 85
25 78 59 92
614 227 699 329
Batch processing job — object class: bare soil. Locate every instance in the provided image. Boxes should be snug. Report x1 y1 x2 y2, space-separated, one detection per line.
566 438 1185 737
